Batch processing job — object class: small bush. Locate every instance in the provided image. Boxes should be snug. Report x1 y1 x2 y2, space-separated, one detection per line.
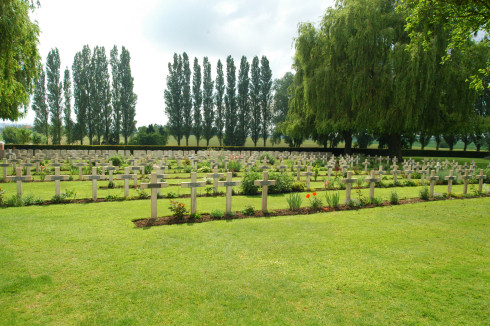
106 194 124 201
210 209 225 219
241 171 261 195
403 180 416 187
306 192 323 211
228 160 241 172
268 172 293 194
325 191 340 208
258 152 275 165
347 199 362 208
197 166 211 173
241 205 255 216
189 212 202 220
286 193 303 211
371 197 383 206
169 200 187 219
136 189 150 199
390 190 399 204
291 182 305 192
108 181 116 189
166 191 178 198
419 187 430 200
109 155 125 167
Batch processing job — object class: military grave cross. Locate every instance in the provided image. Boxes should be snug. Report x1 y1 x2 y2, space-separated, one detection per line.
341 171 357 204
46 167 70 196
218 172 242 214
6 167 32 197
254 171 276 211
181 172 206 214
140 172 168 218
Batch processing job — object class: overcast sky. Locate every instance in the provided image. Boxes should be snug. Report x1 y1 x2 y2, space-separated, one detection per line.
17 0 335 127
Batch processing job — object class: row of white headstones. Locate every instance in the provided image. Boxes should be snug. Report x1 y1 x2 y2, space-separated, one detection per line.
3 162 486 219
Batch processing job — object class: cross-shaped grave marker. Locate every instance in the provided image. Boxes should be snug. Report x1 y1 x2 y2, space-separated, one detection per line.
391 165 400 184
84 167 106 201
363 159 369 173
140 172 168 218
295 162 304 181
22 158 35 177
364 170 380 201
72 159 88 180
254 171 276 211
341 171 357 203
0 159 10 179
428 170 439 198
50 157 63 169
207 166 224 195
326 161 334 179
277 160 288 173
476 169 487 193
46 167 70 197
105 162 118 183
302 165 315 190
6 167 32 197
420 167 428 185
218 172 242 214
117 167 136 197
181 172 206 214
461 169 472 195
444 169 457 195
404 165 414 180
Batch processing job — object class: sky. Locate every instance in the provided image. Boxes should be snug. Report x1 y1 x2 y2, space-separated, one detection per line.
16 0 336 127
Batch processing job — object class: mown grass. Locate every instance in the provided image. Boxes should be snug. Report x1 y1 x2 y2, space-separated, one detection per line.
0 197 488 325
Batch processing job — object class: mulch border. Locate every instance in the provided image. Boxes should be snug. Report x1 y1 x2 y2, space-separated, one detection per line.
132 194 489 228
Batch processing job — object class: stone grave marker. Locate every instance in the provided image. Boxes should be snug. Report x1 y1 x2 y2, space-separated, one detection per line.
6 167 32 196
341 171 357 203
46 167 70 196
22 158 35 177
140 172 168 218
84 167 106 201
207 166 224 195
254 171 276 211
117 167 136 197
461 169 472 195
73 159 88 181
218 172 241 214
302 165 315 190
106 162 118 183
295 162 304 181
476 169 487 193
364 170 380 201
428 170 439 198
445 169 456 195
181 172 206 214
0 159 10 179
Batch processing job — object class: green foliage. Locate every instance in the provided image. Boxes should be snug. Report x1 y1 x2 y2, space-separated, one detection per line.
228 160 241 172
371 197 383 206
169 199 187 219
166 191 178 199
119 46 137 145
130 125 168 145
241 205 255 216
136 189 149 199
1 127 32 144
419 187 430 200
202 57 215 146
210 209 224 219
241 171 261 195
46 48 63 144
106 194 124 201
108 154 125 167
286 193 303 211
236 56 250 146
291 181 305 192
189 212 202 220
250 56 262 146
258 152 276 165
215 59 225 146
390 190 400 205
51 189 77 204
107 181 115 189
306 192 323 211
268 172 293 194
0 0 40 121
192 57 203 146
325 191 340 209
224 55 237 146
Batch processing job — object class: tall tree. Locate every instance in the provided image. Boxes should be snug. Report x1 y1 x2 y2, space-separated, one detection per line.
32 69 49 142
63 67 74 144
224 55 237 146
192 57 203 146
0 0 40 121
202 57 214 146
72 46 91 144
110 46 121 144
119 46 137 144
90 46 111 144
164 53 184 145
236 56 250 146
272 72 296 146
182 52 192 145
46 48 63 144
249 56 261 146
215 60 225 146
260 56 272 146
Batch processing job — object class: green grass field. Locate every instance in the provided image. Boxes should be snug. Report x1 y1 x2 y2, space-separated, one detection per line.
1 197 489 325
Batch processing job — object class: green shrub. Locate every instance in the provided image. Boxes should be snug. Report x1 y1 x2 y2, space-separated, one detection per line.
286 193 303 211
197 166 211 173
108 155 125 167
291 181 305 192
419 187 430 200
106 194 124 201
136 189 150 199
228 160 241 172
306 192 323 211
268 172 293 194
241 205 255 216
166 191 178 198
189 212 202 220
169 200 187 219
370 197 383 206
108 181 116 189
210 209 225 219
325 191 340 208
390 190 399 205
258 152 275 165
241 171 261 195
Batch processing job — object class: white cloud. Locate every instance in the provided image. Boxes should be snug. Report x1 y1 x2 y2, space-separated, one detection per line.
16 0 335 127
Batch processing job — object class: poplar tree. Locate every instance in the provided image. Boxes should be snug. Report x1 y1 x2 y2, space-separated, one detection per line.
110 46 121 144
224 55 237 146
164 53 184 145
202 57 214 146
91 46 111 144
63 67 74 144
182 52 192 145
260 56 272 146
192 57 203 146
32 69 49 142
119 46 137 145
236 56 250 146
72 45 91 144
249 56 261 146
46 48 63 144
215 60 225 146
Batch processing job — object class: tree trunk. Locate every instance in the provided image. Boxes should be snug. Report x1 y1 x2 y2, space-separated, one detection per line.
343 131 352 154
387 133 402 161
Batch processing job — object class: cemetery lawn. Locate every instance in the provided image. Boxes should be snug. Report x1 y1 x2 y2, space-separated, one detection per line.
1 198 489 325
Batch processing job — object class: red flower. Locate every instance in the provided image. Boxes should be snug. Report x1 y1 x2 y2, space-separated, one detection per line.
306 194 310 199
313 192 317 196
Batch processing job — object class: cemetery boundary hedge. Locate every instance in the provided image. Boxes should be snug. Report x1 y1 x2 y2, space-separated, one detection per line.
4 144 489 158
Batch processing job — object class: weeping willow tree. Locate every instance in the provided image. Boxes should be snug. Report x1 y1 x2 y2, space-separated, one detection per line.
286 0 483 158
